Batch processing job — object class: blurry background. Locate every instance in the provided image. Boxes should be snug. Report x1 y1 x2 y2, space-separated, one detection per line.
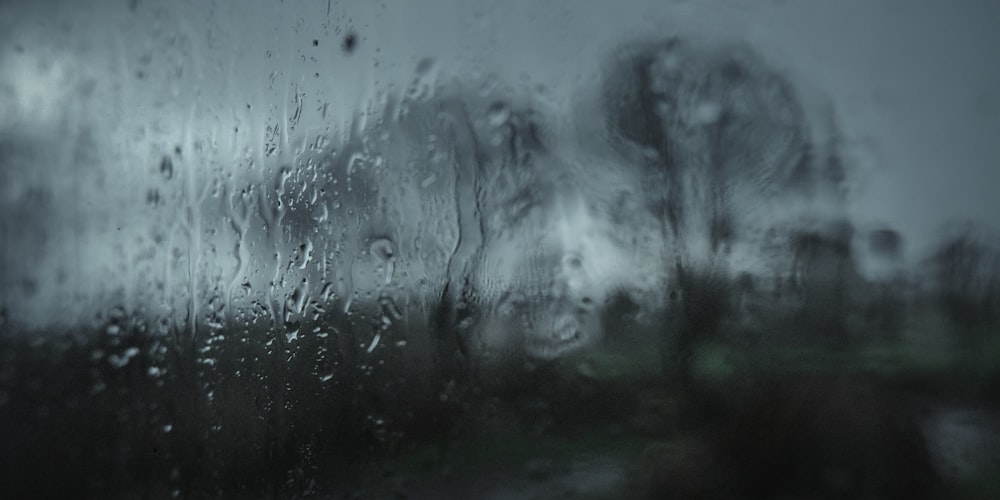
2 0 999 329
1 0 998 498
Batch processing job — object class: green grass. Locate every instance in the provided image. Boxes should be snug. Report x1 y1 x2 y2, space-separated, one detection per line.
564 344 663 382
676 329 1000 404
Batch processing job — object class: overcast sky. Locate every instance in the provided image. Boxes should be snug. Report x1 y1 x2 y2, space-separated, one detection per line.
2 0 999 326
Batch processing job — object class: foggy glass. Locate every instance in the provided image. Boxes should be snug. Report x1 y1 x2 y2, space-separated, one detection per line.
2 0 999 498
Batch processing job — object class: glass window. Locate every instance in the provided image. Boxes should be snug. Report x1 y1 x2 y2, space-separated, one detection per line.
2 1 999 498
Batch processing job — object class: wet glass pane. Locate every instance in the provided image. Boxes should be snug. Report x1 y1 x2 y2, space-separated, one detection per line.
2 0 999 498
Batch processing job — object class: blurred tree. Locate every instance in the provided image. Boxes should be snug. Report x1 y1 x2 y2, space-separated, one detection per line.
789 220 860 341
930 229 1000 349
864 228 907 337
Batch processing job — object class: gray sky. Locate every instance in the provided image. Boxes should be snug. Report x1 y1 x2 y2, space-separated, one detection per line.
2 0 999 326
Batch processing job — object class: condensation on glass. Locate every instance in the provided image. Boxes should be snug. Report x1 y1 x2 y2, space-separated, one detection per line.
1 1 999 498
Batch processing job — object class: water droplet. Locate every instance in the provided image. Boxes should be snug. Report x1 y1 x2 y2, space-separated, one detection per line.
370 237 394 260
366 332 381 353
286 280 308 315
487 101 511 127
379 296 403 320
108 347 140 368
319 282 335 301
370 237 396 284
342 31 357 53
415 57 436 75
347 152 366 177
299 239 314 269
146 189 161 206
159 155 173 180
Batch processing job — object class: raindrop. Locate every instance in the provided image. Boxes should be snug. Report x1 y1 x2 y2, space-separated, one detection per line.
108 347 140 368
299 239 314 269
319 282 335 301
378 295 403 320
370 237 394 260
415 57 435 75
286 279 309 315
487 101 511 127
342 31 357 53
370 237 396 284
159 155 173 180
366 332 381 353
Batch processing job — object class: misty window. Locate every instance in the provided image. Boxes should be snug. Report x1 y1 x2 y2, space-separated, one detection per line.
2 1 999 498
